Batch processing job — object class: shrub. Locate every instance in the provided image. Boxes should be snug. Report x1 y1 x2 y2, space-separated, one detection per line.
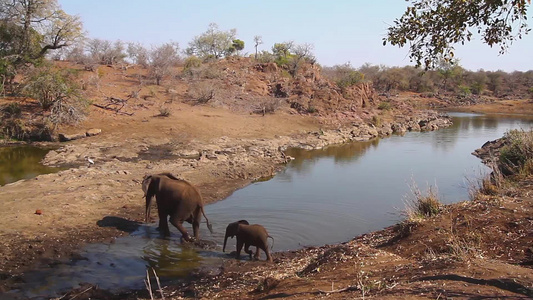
1 118 26 140
499 129 533 176
371 115 382 127
403 181 442 221
23 64 88 126
182 63 222 80
457 85 471 98
255 51 275 63
188 82 215 104
1 102 21 118
307 105 318 114
184 56 202 70
378 101 392 110
254 98 283 115
158 106 171 117
470 82 484 95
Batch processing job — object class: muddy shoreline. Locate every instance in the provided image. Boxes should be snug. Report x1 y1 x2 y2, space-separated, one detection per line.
0 111 451 294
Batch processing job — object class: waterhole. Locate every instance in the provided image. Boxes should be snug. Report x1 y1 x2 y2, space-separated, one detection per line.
0 145 61 186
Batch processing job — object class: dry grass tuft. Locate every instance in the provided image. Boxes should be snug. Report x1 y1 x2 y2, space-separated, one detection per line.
403 180 442 221
499 129 533 176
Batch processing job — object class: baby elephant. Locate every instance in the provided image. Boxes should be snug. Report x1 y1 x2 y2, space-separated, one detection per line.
223 220 274 262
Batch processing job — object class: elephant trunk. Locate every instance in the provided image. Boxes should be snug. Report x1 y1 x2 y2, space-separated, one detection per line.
142 175 153 223
145 194 153 223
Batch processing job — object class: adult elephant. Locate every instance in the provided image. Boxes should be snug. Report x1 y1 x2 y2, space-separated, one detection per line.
142 173 213 241
223 220 274 262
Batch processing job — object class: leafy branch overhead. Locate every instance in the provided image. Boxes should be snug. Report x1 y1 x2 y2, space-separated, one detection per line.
385 0 531 69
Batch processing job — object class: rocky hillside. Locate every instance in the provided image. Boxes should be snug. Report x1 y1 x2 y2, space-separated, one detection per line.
1 56 420 142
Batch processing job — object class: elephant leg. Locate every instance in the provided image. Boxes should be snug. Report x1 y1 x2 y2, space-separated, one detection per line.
169 216 191 242
264 247 273 262
257 242 273 262
236 239 244 259
192 219 200 240
244 243 253 258
254 247 260 260
191 207 202 240
158 210 170 236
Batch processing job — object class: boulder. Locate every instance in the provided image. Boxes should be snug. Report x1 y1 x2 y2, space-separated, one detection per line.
86 128 102 137
58 132 86 142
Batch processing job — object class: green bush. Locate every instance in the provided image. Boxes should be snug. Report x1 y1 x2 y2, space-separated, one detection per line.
23 64 88 125
470 82 484 95
378 101 392 110
307 105 318 114
255 51 275 63
336 70 364 91
184 56 202 70
458 85 471 97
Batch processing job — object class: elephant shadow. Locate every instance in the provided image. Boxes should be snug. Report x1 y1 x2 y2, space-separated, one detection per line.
96 216 142 233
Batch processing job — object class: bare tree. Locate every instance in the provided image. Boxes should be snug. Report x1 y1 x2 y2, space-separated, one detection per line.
253 35 263 59
289 43 315 76
148 42 180 85
86 38 125 65
127 42 149 67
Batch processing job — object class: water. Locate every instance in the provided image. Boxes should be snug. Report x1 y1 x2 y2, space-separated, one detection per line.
206 113 532 251
5 112 533 298
10 226 222 299
0 145 61 186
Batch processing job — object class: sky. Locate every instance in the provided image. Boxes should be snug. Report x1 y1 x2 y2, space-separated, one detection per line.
59 0 533 72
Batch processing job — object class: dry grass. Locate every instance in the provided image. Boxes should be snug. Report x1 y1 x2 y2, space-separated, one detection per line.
467 164 504 201
403 180 442 222
499 129 533 176
187 81 215 104
157 106 171 117
445 215 484 261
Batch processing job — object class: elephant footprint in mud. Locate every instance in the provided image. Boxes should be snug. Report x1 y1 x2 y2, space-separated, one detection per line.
142 172 213 242
223 220 274 262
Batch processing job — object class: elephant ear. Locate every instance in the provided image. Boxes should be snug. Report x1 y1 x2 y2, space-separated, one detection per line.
141 174 153 196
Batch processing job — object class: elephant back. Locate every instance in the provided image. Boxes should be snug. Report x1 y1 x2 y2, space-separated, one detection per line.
159 175 204 205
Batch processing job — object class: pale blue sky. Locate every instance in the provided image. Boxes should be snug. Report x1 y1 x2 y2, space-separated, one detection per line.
59 1 532 72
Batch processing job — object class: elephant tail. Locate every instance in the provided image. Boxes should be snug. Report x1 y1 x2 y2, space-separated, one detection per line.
201 206 214 234
267 235 274 250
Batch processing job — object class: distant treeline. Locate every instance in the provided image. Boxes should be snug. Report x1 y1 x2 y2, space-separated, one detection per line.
322 63 533 99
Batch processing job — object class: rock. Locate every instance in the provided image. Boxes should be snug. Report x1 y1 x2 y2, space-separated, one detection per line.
392 123 407 134
175 150 201 159
86 128 102 137
35 209 42 215
58 132 86 142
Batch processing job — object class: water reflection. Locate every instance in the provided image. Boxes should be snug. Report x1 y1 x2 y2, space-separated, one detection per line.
0 145 61 186
143 239 202 278
9 225 220 299
285 139 379 175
